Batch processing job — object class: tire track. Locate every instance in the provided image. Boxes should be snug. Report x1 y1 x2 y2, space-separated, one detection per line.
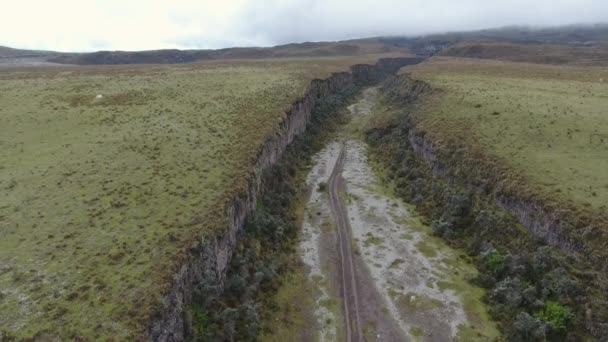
328 142 363 342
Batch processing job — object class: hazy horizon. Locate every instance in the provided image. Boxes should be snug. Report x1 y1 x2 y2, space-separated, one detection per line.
1 0 608 52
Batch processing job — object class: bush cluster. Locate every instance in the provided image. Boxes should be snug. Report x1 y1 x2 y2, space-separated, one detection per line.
192 203 295 341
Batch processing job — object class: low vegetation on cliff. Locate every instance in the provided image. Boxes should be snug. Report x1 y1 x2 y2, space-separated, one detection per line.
404 57 608 216
365 57 608 340
0 54 397 339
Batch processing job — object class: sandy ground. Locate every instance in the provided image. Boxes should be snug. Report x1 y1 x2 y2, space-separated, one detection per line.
343 140 467 341
300 142 341 342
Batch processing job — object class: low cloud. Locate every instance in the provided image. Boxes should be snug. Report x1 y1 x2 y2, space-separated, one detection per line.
1 0 607 51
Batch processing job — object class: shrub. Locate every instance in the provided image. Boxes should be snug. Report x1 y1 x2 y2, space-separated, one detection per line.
484 249 506 274
395 178 410 198
474 209 504 238
191 300 210 339
431 219 451 237
410 178 427 200
541 267 581 300
536 301 574 333
219 308 239 340
228 274 249 299
445 189 471 218
511 312 547 341
530 247 558 277
490 277 524 312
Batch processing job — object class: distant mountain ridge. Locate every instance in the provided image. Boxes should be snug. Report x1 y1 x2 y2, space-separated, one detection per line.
0 39 402 66
45 40 401 65
0 46 57 58
2 23 607 66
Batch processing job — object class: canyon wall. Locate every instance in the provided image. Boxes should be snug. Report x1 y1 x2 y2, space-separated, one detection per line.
145 57 423 341
382 73 607 266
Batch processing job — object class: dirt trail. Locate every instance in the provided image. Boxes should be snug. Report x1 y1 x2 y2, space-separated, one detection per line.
328 143 363 342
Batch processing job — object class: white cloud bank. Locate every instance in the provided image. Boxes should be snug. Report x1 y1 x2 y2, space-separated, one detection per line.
1 0 607 51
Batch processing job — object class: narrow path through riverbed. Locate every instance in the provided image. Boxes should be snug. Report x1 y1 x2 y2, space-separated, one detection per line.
299 87 498 341
328 143 363 342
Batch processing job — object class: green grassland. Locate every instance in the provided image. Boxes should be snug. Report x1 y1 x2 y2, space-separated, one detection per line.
0 54 397 339
403 57 608 213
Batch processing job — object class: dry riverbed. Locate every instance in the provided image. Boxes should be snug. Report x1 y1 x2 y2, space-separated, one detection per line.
298 88 499 341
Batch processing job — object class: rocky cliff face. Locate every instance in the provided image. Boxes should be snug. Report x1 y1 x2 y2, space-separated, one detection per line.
382 73 606 265
145 57 423 341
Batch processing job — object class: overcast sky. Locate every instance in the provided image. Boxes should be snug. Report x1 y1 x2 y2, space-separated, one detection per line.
1 0 607 52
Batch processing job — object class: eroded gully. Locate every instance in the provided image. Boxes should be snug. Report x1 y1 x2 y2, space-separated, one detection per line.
299 87 498 342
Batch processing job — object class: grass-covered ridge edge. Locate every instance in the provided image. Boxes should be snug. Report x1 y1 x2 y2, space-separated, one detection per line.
365 74 608 340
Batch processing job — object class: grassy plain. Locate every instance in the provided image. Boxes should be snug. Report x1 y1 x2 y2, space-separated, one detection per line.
0 54 398 339
402 57 608 213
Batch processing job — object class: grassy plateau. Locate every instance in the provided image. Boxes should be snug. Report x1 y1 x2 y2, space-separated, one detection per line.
402 57 608 214
0 54 400 339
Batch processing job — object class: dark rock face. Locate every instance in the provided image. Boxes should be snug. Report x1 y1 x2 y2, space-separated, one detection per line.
145 57 423 341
